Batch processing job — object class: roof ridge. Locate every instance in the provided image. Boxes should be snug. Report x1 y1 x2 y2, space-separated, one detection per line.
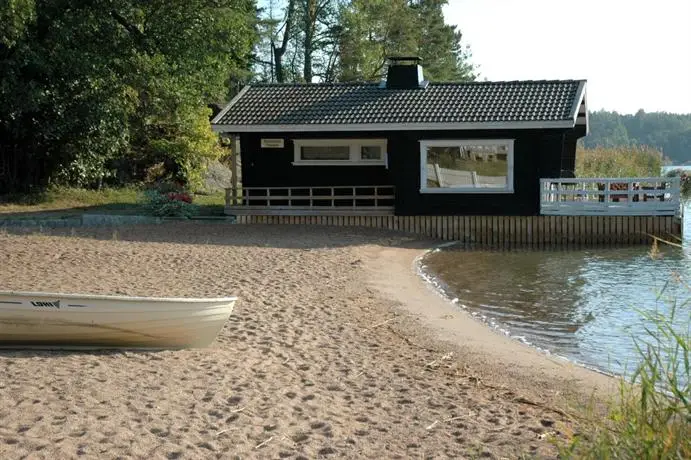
249 82 380 87
428 79 587 85
247 79 587 88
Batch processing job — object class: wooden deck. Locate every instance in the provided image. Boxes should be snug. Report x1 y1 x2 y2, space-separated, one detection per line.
224 178 684 246
234 214 682 247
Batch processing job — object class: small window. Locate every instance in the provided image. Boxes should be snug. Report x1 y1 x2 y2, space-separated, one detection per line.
420 140 514 193
301 146 350 161
360 146 382 160
293 139 387 166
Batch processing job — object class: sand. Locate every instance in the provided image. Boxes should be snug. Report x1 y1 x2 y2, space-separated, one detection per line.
0 223 614 459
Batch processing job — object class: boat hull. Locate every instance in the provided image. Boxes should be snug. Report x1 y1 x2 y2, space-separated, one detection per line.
0 291 237 349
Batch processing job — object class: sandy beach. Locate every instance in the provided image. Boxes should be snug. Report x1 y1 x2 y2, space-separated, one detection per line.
0 223 614 459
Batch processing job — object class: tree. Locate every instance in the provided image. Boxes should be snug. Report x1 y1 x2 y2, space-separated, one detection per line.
338 0 418 81
337 0 475 82
583 111 691 164
0 0 258 192
298 0 340 82
254 0 298 83
412 0 475 81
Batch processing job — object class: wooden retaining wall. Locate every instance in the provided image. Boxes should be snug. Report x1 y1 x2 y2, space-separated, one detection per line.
235 215 683 247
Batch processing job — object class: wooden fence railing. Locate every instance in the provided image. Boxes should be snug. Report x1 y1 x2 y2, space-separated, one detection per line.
540 177 681 216
225 185 395 216
425 163 506 187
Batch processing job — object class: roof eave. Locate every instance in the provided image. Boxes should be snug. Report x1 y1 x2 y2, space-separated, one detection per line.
571 80 589 136
210 85 251 125
211 120 576 133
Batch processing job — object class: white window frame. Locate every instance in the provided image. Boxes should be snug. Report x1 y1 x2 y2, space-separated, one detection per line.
419 139 515 194
293 139 387 166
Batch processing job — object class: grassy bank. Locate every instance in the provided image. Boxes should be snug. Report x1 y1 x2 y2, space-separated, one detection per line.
0 186 226 217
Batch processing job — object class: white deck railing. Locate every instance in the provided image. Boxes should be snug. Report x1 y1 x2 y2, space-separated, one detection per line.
540 177 681 216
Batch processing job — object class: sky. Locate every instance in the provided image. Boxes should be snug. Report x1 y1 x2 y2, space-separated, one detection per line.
443 0 691 114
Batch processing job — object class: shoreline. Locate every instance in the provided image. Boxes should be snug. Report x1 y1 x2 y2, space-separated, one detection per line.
1 223 615 458
359 241 616 404
413 243 620 381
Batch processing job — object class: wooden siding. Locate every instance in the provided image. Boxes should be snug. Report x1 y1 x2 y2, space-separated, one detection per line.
239 132 392 189
238 127 581 216
234 215 682 247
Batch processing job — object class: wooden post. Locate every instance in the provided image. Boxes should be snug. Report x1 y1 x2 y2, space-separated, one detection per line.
433 163 445 187
231 135 240 205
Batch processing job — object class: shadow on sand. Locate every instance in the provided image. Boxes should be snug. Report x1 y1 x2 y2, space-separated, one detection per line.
1 220 436 250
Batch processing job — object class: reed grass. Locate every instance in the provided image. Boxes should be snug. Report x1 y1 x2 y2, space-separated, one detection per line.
576 145 664 178
560 268 690 458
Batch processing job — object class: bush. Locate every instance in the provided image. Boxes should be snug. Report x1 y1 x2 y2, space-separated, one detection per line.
140 186 198 218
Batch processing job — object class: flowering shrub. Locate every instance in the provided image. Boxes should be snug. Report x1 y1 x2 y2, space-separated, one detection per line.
166 192 193 203
140 187 198 218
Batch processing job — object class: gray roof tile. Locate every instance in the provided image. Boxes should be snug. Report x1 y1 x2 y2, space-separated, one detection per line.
213 80 585 127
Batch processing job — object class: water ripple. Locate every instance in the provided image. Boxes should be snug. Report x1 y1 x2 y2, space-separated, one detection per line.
420 233 691 379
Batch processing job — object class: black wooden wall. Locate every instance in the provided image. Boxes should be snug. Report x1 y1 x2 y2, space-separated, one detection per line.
239 127 582 216
239 132 391 188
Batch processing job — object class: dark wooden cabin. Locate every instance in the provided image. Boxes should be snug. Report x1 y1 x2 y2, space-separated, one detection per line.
212 57 589 216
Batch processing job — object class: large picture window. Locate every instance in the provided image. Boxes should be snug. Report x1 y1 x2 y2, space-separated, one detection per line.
419 139 514 193
293 139 387 166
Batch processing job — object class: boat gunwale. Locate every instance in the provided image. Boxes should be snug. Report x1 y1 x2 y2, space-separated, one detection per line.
0 291 238 304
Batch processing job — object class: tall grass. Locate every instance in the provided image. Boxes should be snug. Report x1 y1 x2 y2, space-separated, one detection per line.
561 280 690 459
576 145 664 178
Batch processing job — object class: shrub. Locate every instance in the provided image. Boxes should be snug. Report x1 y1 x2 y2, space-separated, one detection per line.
140 186 198 218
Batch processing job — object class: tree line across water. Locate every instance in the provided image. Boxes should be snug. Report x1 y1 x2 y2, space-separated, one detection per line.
583 111 691 166
2 1 689 196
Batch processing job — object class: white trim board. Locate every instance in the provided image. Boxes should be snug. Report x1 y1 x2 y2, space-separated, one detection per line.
212 120 576 133
293 138 387 166
571 81 589 134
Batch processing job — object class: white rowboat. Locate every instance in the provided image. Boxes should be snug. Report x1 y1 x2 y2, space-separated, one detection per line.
0 291 237 349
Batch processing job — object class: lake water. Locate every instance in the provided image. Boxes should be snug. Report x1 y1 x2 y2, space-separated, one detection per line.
422 206 691 378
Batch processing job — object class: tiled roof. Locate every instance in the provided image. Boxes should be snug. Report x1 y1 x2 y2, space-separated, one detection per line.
212 80 586 130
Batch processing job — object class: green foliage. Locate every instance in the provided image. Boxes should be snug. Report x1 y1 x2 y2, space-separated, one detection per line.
129 104 226 191
584 110 691 165
3 0 474 195
664 168 691 202
140 188 199 218
0 0 35 47
411 0 475 82
0 0 257 193
559 291 690 459
576 145 663 178
337 0 475 82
